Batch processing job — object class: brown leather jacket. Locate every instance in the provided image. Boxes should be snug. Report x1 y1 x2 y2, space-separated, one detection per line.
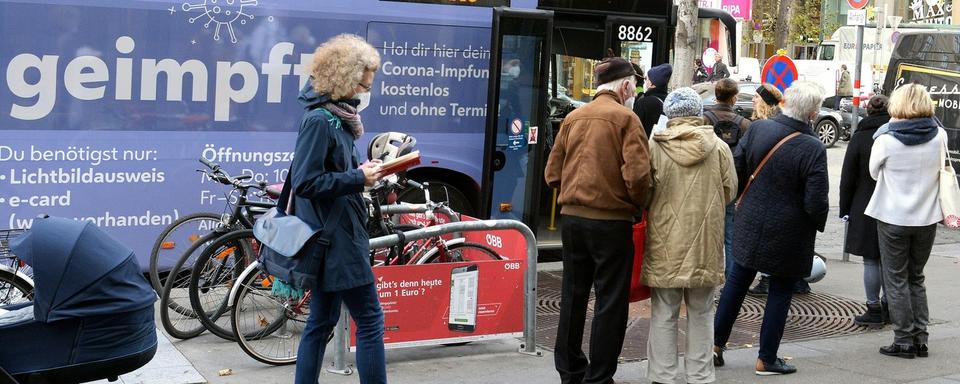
545 90 652 221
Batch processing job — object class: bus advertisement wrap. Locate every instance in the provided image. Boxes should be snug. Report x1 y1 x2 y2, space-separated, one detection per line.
0 1 495 267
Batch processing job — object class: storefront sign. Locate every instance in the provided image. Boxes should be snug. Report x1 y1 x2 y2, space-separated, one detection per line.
721 0 753 20
910 0 953 25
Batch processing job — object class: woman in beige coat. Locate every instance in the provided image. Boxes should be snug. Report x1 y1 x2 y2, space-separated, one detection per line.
642 87 737 384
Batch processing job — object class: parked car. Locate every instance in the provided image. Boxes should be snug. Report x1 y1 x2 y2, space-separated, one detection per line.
693 82 851 148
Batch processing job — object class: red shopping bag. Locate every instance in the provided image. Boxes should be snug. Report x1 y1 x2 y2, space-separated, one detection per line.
630 216 651 302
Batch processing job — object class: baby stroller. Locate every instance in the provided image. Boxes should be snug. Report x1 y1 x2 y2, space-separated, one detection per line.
0 217 157 384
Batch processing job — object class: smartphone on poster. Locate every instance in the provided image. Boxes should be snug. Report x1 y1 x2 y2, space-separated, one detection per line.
448 264 478 332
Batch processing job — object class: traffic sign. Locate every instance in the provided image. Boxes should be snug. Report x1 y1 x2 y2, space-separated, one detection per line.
847 0 869 10
761 55 799 92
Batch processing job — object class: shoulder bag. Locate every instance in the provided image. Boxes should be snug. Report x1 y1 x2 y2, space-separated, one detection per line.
735 131 802 210
938 134 960 229
254 169 344 289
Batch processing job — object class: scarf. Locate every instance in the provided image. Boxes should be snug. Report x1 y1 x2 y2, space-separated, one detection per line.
321 101 364 139
872 117 939 146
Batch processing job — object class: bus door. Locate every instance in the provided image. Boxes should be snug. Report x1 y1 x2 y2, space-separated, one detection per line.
481 8 553 234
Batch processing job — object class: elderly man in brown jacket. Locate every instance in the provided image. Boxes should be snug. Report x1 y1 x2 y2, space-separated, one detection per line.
545 57 652 384
642 87 737 384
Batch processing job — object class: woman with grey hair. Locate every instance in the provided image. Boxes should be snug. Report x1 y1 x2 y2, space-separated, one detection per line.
644 87 736 384
713 80 830 376
290 34 386 384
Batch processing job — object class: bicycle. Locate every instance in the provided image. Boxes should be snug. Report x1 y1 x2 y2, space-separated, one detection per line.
158 159 277 340
149 158 280 293
0 229 33 306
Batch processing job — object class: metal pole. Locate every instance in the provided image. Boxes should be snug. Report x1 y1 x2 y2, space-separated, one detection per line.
851 25 864 134
328 303 353 375
842 220 850 262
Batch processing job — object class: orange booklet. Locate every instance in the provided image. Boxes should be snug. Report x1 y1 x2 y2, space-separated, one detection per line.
378 151 421 176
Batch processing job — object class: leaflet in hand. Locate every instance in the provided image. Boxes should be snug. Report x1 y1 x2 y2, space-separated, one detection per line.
378 151 421 176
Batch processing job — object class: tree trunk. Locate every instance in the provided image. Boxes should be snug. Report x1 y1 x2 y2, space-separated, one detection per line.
670 0 699 89
775 0 793 51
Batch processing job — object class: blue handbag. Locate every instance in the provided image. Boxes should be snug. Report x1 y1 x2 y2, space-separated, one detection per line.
253 176 342 290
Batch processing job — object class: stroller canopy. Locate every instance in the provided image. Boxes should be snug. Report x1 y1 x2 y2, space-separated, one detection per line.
10 217 155 323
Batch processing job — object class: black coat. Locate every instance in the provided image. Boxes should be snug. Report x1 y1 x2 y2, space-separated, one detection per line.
732 115 830 278
633 87 669 137
838 112 890 259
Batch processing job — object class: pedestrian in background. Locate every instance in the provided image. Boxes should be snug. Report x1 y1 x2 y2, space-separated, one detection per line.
643 87 736 384
292 34 386 384
866 84 945 359
837 64 853 110
839 95 891 326
704 79 751 280
634 63 673 137
751 83 783 121
694 59 709 83
713 80 829 376
709 53 730 81
545 57 652 384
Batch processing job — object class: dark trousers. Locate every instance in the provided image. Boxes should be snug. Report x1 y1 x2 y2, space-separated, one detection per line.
555 215 633 384
877 222 935 346
295 283 386 384
714 262 798 364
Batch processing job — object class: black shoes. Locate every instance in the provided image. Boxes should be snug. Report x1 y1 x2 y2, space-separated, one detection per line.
713 346 725 367
916 344 929 358
755 358 797 376
793 280 811 294
747 276 769 296
854 303 883 326
879 344 916 359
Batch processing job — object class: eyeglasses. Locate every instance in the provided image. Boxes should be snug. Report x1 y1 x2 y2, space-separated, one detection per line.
358 82 372 92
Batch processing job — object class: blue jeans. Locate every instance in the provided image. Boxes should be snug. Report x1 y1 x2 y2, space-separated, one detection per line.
295 283 386 384
723 203 735 280
714 262 797 364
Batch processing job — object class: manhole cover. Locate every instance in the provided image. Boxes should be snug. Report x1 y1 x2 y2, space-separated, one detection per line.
536 271 882 361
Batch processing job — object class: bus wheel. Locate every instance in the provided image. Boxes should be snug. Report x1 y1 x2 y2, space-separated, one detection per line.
398 181 475 217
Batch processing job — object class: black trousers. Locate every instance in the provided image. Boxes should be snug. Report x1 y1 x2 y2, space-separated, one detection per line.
555 215 633 384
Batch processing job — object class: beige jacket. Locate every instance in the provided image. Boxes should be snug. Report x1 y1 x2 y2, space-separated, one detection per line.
641 117 737 288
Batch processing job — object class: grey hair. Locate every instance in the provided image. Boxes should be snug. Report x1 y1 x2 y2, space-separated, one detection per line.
596 76 635 93
781 80 826 121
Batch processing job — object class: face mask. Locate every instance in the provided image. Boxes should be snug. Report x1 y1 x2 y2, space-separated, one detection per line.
624 96 636 108
357 92 371 112
507 66 521 77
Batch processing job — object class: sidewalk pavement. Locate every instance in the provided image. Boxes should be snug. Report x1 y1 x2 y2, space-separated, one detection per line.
136 242 960 384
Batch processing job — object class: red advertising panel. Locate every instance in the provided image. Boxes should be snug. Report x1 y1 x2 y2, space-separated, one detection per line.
353 217 531 348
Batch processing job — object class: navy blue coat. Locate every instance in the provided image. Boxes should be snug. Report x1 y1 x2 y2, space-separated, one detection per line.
288 83 372 292
732 114 829 278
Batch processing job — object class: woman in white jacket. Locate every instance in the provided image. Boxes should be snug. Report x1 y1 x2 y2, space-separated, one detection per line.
866 84 946 359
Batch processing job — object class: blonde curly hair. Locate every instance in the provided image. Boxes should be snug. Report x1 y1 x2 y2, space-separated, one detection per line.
310 34 381 101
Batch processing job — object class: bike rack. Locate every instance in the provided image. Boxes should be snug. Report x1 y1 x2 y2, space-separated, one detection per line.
328 218 542 375
377 203 461 238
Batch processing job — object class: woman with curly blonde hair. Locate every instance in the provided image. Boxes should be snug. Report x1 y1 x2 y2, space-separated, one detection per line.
752 83 783 121
289 33 386 384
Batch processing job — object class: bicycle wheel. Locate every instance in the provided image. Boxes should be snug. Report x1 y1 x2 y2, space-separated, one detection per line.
0 269 33 306
159 231 222 340
189 229 256 341
149 212 222 293
415 241 502 264
232 263 308 366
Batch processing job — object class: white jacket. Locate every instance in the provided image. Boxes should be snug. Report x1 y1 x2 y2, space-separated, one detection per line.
865 128 946 226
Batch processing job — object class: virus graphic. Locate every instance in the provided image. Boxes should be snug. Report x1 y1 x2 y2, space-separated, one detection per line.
182 0 258 43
